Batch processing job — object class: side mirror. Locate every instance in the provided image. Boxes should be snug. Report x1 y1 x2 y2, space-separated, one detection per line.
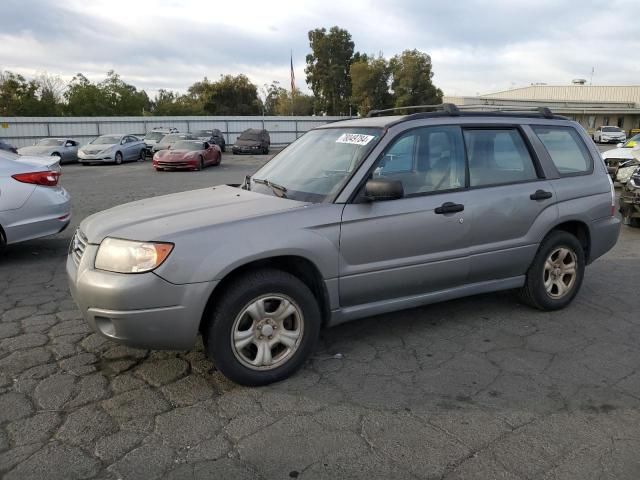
364 178 404 202
121 139 127 145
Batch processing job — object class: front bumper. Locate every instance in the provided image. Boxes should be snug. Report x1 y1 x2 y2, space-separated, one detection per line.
66 239 217 350
601 137 626 144
232 146 261 154
154 159 198 170
78 151 113 162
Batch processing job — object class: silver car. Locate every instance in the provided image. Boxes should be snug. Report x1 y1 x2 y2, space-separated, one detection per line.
78 134 146 165
17 138 80 164
0 151 71 247
67 105 620 386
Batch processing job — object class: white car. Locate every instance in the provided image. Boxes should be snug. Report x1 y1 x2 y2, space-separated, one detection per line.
0 151 71 247
593 126 626 144
602 134 640 181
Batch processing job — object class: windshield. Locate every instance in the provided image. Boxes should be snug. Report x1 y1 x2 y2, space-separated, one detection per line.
144 132 165 141
250 127 383 202
603 126 622 132
238 131 262 141
172 141 203 151
92 135 121 145
37 139 65 146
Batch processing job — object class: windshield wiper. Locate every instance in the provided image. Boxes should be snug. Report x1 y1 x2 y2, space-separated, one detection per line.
252 178 288 198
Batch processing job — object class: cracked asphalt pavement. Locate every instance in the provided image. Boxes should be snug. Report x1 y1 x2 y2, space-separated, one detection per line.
1 152 640 479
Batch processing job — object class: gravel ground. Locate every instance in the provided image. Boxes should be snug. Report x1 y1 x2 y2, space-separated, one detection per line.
1 150 640 480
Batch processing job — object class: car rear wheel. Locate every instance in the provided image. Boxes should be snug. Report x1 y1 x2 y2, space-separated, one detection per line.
204 269 321 386
518 231 585 311
195 157 204 171
115 152 123 165
139 149 146 161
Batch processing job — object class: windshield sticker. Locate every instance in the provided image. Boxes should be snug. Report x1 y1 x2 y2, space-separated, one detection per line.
336 133 375 146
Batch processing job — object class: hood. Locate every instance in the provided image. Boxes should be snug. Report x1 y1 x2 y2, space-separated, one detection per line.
602 147 635 160
17 145 56 156
82 144 116 153
235 138 261 147
601 130 625 137
80 185 307 244
156 150 198 162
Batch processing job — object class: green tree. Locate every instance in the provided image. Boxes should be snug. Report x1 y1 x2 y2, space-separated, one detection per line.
65 74 110 116
263 81 287 115
389 49 442 109
198 74 261 115
152 89 202 115
275 92 315 116
350 55 392 116
305 26 355 115
99 71 150 115
0 71 43 115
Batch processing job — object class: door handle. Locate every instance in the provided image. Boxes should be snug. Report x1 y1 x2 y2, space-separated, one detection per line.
435 202 465 214
530 190 553 201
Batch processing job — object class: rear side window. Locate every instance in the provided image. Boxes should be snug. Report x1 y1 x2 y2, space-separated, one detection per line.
532 126 592 175
463 129 538 187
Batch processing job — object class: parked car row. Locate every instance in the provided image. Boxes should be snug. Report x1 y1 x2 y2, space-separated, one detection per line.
3 128 270 167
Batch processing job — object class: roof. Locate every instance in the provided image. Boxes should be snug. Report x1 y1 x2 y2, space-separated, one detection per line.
480 85 640 104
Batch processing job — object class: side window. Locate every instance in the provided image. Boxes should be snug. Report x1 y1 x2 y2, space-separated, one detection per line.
373 126 466 196
463 129 538 187
532 126 593 175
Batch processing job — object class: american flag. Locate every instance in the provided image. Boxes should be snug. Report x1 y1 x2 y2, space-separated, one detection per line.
290 52 295 94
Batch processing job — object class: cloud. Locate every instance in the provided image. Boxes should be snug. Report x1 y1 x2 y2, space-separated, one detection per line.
1 0 639 98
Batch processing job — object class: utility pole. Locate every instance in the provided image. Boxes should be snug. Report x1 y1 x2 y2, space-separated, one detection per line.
590 67 594 86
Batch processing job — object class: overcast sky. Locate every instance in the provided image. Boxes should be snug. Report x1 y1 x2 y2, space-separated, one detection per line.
2 0 639 99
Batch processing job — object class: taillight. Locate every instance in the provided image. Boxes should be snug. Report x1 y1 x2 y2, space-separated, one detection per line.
11 171 60 187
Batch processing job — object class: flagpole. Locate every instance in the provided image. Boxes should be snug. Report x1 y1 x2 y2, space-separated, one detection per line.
290 50 295 116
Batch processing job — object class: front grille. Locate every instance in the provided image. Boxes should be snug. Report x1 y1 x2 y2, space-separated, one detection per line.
158 161 191 167
70 229 88 266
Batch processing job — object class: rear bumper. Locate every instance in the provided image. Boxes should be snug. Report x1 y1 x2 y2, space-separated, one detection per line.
589 216 621 263
3 186 71 245
66 246 217 350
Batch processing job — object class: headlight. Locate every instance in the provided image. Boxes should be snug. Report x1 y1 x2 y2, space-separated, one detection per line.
95 238 174 273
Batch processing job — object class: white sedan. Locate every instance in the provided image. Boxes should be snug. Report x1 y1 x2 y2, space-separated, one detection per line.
0 151 71 247
593 125 627 144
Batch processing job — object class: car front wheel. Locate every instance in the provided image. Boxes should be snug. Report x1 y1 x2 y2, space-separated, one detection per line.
205 269 321 386
518 231 585 310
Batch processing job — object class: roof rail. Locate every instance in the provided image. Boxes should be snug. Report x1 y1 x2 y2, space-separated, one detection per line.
455 104 555 119
367 103 460 117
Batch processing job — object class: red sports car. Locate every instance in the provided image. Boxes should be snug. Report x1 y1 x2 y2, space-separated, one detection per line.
153 140 221 171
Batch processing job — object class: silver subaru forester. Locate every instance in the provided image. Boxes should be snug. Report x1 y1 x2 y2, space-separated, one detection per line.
67 105 620 385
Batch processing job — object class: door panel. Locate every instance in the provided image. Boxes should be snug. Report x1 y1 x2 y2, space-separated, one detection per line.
339 125 473 307
462 128 559 282
466 182 557 283
340 193 473 306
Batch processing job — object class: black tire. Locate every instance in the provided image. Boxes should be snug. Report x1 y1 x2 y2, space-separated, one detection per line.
139 149 146 161
263 145 269 154
518 230 585 311
221 142 226 153
204 269 321 386
114 152 123 165
196 156 204 171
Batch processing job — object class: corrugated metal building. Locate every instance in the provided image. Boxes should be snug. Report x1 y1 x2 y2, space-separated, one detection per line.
0 115 349 148
445 85 640 135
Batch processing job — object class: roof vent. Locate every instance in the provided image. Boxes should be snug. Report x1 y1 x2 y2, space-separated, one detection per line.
571 79 587 85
